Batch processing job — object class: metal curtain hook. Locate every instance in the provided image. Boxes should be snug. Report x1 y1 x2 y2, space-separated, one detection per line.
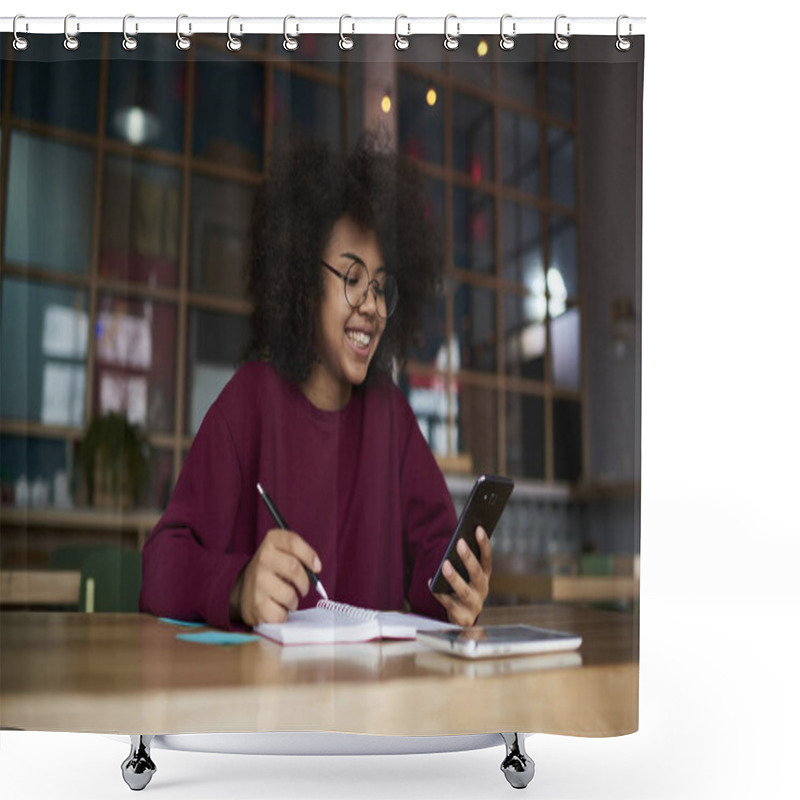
283 15 298 51
500 14 516 50
176 14 191 50
12 14 29 51
227 15 242 51
394 15 410 50
444 14 460 51
64 13 80 51
554 14 570 51
339 14 354 50
122 14 138 51
616 15 632 51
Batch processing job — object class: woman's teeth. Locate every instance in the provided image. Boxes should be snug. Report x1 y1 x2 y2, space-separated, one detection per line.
347 330 371 347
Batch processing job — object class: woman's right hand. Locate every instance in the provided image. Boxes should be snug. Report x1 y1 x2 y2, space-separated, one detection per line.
230 528 322 626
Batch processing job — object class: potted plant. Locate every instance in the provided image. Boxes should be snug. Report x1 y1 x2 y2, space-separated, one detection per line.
78 413 151 509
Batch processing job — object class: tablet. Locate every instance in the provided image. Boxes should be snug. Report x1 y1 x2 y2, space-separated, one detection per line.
416 624 583 660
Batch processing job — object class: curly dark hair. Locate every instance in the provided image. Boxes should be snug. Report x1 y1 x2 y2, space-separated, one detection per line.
243 135 444 385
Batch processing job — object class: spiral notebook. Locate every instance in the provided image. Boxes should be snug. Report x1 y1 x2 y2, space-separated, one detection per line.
254 599 457 645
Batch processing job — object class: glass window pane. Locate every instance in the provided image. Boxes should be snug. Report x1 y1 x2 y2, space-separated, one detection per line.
457 384 497 474
452 91 493 181
272 71 341 155
499 48 538 106
501 111 540 195
408 178 447 365
546 62 574 119
504 294 545 381
548 215 579 299
4 132 95 273
502 201 543 286
106 36 186 153
548 126 576 208
141 448 173 511
551 307 581 389
450 37 493 90
506 392 545 480
194 47 264 170
408 293 447 367
100 156 181 288
1 278 87 427
424 178 445 230
397 71 444 165
453 187 494 274
94 293 177 435
455 284 496 373
12 35 101 134
185 310 249 435
401 372 451 459
553 398 582 481
0 434 73 506
189 176 255 301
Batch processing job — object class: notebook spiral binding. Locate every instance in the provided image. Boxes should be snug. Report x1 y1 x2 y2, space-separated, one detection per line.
6 13 642 53
317 599 378 622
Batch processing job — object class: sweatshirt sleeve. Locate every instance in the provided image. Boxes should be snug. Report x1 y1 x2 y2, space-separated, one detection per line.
139 403 252 630
398 397 458 621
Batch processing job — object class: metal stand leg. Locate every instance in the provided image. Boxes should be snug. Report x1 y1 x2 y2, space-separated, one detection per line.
500 733 535 789
121 735 157 791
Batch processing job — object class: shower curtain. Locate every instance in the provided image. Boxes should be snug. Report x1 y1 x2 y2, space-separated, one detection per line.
0 13 643 762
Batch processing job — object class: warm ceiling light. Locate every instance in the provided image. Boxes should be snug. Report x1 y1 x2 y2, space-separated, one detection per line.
381 93 392 114
477 39 489 57
426 87 437 107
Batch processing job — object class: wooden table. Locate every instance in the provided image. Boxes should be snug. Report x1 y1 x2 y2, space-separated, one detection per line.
0 605 638 738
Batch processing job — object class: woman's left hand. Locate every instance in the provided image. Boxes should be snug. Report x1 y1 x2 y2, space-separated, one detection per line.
431 526 492 626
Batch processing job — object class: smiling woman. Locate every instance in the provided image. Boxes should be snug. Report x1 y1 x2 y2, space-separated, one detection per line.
307 218 389 410
139 138 494 631
244 137 441 386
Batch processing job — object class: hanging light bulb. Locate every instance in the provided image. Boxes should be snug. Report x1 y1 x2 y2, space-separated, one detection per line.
381 91 392 114
477 39 489 57
426 86 437 107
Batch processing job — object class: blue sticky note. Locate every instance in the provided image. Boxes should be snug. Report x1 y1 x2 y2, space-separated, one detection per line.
176 631 260 646
159 617 206 628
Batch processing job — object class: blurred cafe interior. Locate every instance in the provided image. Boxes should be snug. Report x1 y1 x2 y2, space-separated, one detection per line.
0 33 640 615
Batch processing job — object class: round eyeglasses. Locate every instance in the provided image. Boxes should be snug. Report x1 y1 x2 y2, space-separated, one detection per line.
321 260 398 319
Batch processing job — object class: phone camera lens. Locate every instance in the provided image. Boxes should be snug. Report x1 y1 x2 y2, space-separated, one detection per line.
487 492 497 505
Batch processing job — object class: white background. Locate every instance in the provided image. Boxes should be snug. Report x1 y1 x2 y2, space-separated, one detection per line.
3 1 799 798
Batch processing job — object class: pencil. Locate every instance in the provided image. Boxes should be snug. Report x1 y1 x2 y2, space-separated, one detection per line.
256 482 329 601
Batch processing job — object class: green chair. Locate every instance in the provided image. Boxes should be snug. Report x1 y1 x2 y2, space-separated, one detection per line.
50 546 141 612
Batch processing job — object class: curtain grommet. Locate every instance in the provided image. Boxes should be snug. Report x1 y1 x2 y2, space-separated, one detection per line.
554 14 570 51
444 14 460 51
227 15 243 52
12 15 29 51
500 14 516 51
122 14 138 51
176 13 191 51
616 15 632 51
339 15 354 51
64 13 80 51
283 15 299 51
394 15 410 50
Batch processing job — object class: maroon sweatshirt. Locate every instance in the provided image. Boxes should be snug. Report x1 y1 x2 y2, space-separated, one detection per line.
140 360 457 630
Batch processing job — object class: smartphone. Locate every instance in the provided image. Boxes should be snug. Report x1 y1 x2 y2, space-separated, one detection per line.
430 474 514 595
